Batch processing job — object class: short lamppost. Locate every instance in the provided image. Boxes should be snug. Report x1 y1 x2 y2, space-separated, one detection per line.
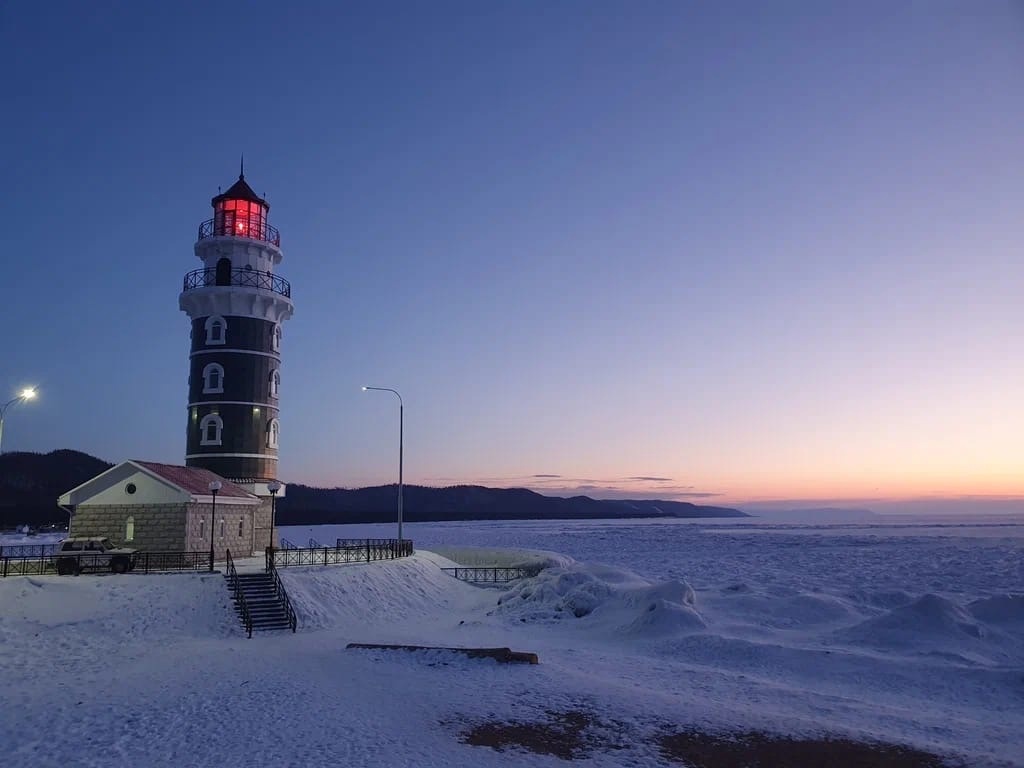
362 386 403 543
0 387 37 454
208 480 221 572
267 480 281 553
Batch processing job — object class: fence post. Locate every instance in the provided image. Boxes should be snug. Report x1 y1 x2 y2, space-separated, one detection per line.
366 541 371 562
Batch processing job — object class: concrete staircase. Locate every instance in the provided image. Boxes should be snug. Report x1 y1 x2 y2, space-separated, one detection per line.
228 571 294 632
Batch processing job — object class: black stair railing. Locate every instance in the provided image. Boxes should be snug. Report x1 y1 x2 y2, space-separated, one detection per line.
225 549 253 639
265 549 297 633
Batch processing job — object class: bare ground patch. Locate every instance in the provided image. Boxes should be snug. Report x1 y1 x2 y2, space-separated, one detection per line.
457 708 970 766
658 730 963 768
458 709 628 760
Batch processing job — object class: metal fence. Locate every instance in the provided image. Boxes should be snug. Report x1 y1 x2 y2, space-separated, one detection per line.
0 542 61 559
1 550 213 577
267 539 413 569
441 567 532 583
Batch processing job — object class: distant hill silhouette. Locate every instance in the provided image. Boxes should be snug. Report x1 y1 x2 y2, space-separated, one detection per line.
0 449 747 527
277 484 747 524
0 450 113 527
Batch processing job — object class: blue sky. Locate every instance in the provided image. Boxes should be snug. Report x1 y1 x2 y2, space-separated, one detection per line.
2 2 1021 508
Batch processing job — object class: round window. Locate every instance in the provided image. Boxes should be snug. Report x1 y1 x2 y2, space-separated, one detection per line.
125 483 137 495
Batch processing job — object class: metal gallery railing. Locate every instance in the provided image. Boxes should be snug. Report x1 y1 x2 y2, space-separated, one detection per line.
198 217 280 247
266 539 413 569
225 549 253 639
182 266 291 298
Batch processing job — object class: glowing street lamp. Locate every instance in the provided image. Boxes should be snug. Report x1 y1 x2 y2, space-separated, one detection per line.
362 386 403 543
0 387 37 454
267 479 281 552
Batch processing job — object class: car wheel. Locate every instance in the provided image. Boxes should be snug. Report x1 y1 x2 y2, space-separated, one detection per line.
111 558 128 574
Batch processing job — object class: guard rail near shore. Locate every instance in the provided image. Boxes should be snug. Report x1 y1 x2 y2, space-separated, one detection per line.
266 539 413 569
441 567 531 583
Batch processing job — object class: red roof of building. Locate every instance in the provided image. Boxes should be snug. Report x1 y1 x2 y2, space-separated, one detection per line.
133 461 256 500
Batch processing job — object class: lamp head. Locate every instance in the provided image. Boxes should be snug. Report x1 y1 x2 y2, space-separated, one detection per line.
208 480 222 493
267 480 281 494
20 388 36 400
361 386 368 391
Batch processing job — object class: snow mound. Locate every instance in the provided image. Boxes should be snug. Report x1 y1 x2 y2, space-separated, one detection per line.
708 589 863 632
831 593 1024 665
0 573 236 653
279 551 487 632
493 563 705 637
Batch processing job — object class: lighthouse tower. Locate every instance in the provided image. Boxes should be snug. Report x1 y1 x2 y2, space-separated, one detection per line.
179 168 294 491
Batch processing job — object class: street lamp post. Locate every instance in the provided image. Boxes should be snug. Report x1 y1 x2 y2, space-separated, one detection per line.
208 480 221 572
0 388 37 454
267 480 281 553
362 386 403 543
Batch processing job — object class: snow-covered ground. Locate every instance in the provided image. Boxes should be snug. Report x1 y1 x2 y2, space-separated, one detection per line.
1 519 1021 766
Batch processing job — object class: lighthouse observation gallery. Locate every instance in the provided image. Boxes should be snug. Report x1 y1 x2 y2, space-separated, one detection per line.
59 170 292 557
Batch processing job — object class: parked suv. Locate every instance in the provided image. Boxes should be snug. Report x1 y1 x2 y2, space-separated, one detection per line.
53 537 138 575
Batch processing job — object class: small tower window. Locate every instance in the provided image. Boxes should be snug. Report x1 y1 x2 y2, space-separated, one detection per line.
267 418 279 449
269 369 280 398
205 316 226 345
199 518 205 539
202 363 224 394
272 324 282 352
238 518 244 537
219 519 226 538
125 516 135 542
200 414 223 446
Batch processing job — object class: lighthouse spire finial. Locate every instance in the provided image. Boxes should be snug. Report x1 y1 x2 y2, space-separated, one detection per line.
239 154 245 180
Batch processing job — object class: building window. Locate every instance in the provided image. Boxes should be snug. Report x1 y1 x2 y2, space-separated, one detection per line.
125 516 135 542
267 418 279 449
238 518 244 537
269 369 280 398
199 518 205 539
200 414 223 446
205 315 227 345
202 363 225 394
272 324 282 352
219 519 225 538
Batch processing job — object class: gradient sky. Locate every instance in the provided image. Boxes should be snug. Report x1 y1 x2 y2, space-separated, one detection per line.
2 2 1021 510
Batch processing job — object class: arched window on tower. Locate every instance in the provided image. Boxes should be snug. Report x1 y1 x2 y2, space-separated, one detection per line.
200 414 223 446
215 257 232 286
267 418 279 449
272 324 282 352
269 369 280 399
202 363 224 394
205 316 226 345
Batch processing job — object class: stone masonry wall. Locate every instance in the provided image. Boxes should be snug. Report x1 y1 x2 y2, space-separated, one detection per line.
185 503 259 560
71 504 187 551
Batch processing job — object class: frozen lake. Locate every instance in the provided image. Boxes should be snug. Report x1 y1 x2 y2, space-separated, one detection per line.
2 516 1022 766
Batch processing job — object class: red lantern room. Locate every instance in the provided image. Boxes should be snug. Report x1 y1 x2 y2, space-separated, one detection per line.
199 171 280 247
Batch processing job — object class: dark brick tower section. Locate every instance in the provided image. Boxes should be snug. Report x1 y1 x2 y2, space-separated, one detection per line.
179 170 293 484
186 317 280 480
